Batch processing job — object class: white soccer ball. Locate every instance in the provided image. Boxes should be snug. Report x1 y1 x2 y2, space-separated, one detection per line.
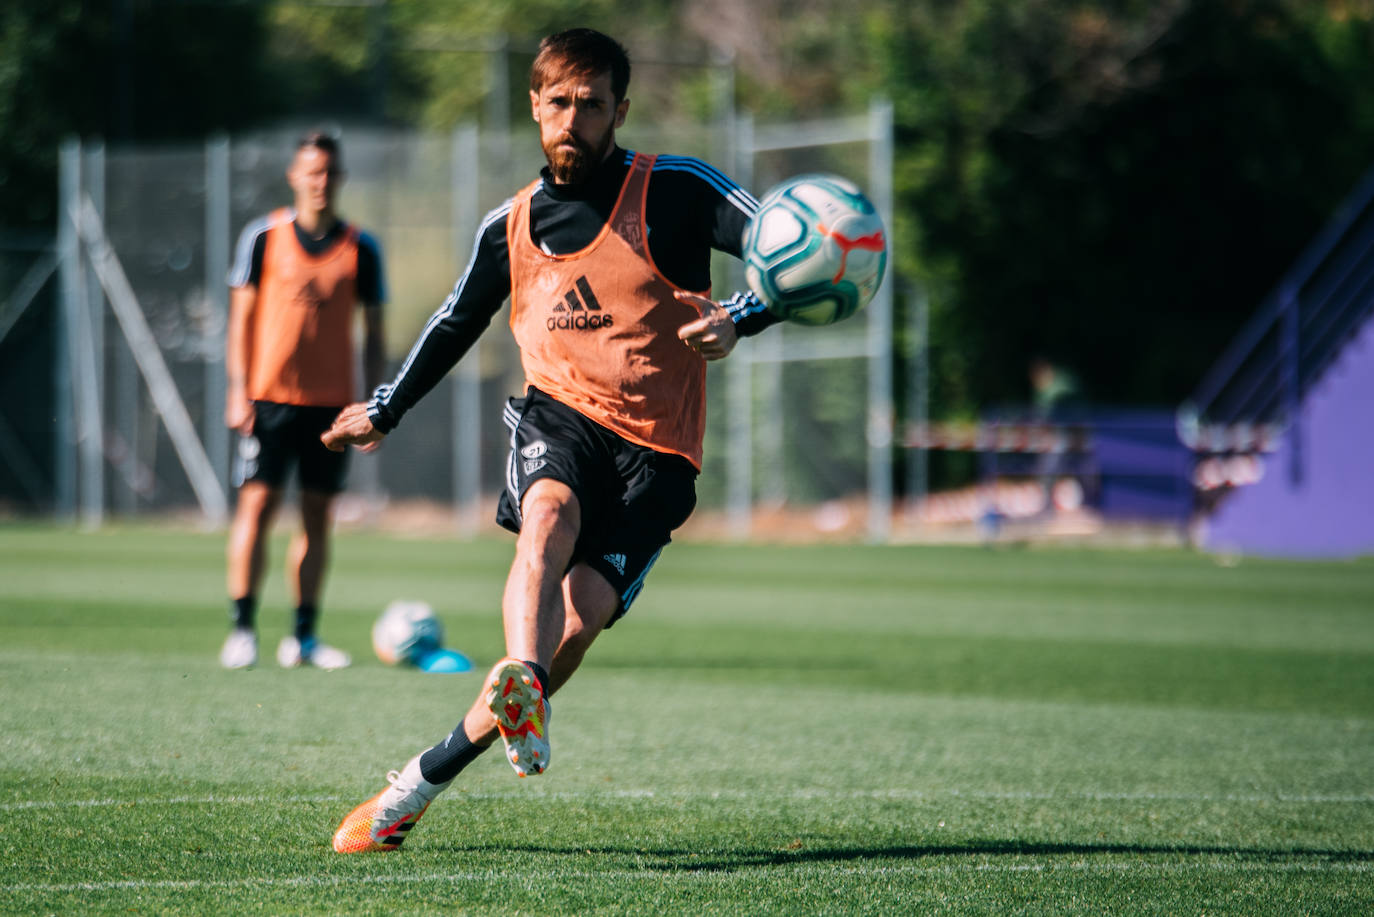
742 173 888 326
371 600 443 666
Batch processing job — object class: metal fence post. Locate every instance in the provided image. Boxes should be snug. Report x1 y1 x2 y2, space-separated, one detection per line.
81 140 106 528
866 98 895 542
205 134 231 498
452 123 482 535
1281 285 1302 487
727 113 756 537
906 282 929 522
56 138 81 523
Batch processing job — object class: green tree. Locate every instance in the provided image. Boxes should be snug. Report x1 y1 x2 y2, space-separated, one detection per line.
858 0 1374 415
955 0 1374 408
0 0 281 231
7 0 1374 501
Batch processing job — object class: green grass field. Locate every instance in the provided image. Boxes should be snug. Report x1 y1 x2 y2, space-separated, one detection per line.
1 524 1371 915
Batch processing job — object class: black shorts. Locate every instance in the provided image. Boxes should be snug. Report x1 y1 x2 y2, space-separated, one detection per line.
233 401 349 495
495 387 698 624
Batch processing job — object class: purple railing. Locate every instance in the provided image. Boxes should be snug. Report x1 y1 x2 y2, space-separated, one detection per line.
1178 163 1374 485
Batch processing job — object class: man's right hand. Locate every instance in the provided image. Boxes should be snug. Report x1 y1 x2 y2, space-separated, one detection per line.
322 403 385 453
226 391 254 435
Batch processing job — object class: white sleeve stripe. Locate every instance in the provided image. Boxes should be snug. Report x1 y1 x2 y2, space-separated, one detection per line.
728 188 759 215
654 154 739 190
372 198 513 410
227 213 277 288
651 156 759 215
653 159 759 211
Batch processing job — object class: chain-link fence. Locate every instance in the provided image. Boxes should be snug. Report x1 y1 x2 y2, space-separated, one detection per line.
4 104 896 537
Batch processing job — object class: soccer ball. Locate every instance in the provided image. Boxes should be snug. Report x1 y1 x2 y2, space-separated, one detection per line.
742 173 887 326
371 600 443 666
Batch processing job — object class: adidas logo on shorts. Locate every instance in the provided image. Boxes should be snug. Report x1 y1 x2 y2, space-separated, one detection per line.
603 553 627 576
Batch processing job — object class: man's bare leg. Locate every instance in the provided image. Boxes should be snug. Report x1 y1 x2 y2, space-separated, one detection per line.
277 489 349 668
332 562 621 851
220 481 281 668
227 481 281 602
461 563 620 747
498 478 582 670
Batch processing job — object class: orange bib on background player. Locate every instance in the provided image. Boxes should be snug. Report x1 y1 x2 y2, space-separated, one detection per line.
248 208 360 406
506 154 709 468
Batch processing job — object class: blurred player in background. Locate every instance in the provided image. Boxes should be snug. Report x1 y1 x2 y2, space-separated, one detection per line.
325 28 777 852
220 132 387 671
1028 355 1084 515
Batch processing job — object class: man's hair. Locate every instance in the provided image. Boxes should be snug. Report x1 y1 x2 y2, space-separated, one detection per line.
530 28 631 102
295 131 342 165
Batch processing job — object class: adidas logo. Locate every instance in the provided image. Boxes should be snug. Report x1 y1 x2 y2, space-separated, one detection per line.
546 275 615 331
603 553 627 576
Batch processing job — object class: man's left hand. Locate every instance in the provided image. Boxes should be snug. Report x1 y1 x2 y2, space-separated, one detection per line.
675 291 737 361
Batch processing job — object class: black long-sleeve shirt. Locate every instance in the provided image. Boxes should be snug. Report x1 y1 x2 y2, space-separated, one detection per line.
367 146 776 433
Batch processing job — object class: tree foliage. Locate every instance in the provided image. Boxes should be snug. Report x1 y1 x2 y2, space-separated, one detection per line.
0 0 289 228
788 0 1374 415
4 0 1373 425
916 0 1374 410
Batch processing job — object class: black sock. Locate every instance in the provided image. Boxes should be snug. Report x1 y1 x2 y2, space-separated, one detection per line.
419 723 489 784
525 660 551 692
294 603 318 642
231 596 256 631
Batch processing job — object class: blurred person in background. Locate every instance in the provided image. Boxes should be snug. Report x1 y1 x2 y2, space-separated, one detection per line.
324 27 779 853
219 132 387 671
1029 356 1081 421
1028 355 1084 516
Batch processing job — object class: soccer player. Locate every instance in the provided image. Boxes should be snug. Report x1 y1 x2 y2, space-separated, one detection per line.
325 28 777 853
219 132 387 671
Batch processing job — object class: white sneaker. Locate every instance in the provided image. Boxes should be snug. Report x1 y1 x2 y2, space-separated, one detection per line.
219 628 258 669
276 636 351 670
332 754 451 853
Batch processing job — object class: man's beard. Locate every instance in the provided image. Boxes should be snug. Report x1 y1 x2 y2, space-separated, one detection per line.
544 129 610 185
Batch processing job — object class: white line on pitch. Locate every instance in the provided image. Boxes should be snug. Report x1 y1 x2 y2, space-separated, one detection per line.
4 860 1372 895
0 794 344 811
4 788 1373 812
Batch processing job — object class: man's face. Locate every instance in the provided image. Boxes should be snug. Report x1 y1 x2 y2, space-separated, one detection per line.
287 146 342 216
530 69 628 185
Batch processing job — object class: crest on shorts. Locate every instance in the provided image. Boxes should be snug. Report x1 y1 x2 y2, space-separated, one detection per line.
520 440 548 474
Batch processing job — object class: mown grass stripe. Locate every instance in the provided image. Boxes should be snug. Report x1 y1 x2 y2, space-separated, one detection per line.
5 789 1373 812
7 859 1373 895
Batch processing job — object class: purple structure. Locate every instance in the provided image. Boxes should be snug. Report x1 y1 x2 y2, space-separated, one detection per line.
1182 160 1374 559
1091 411 1195 522
1200 312 1374 558
977 409 1195 523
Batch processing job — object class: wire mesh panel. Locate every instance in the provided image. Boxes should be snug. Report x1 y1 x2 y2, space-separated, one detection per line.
719 105 894 537
39 109 893 535
0 244 59 512
101 144 216 514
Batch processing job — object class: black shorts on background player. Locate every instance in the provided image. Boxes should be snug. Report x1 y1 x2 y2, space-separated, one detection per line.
235 401 350 495
496 387 697 623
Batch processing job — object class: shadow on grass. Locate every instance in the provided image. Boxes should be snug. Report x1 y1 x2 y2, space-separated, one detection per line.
434 838 1374 872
